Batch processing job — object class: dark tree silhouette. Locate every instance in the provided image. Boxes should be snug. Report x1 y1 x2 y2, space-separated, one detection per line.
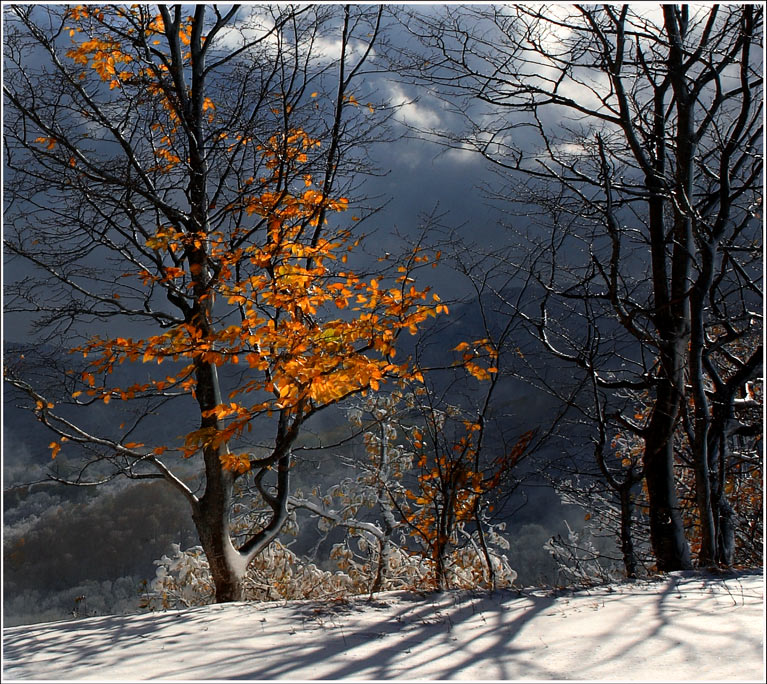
399 4 763 570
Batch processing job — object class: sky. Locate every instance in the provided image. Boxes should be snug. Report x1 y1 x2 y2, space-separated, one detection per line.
0 3 521 343
4 4 760 330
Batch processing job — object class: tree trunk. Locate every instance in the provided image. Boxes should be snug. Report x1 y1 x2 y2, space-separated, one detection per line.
643 444 691 571
434 538 449 591
474 503 497 590
192 439 246 602
618 483 637 578
689 237 718 566
690 375 717 566
434 496 451 591
644 359 692 571
192 351 247 602
714 494 736 566
194 502 245 602
372 537 390 595
644 175 692 572
708 395 737 566
634 6 697 574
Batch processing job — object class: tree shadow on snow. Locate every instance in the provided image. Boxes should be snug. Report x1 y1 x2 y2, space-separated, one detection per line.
3 572 762 681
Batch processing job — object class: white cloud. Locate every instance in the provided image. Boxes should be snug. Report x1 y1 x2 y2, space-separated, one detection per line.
441 143 479 165
307 35 375 65
209 8 375 67
386 83 441 130
209 6 278 53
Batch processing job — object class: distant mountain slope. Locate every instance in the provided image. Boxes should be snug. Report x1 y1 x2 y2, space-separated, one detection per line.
3 570 763 681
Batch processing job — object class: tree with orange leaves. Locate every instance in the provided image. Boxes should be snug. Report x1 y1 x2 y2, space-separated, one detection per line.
4 4 443 601
401 392 535 590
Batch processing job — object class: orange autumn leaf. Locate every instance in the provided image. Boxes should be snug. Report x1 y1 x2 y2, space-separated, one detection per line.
35 137 57 150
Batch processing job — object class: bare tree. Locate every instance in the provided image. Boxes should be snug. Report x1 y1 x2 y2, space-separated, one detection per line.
398 4 763 571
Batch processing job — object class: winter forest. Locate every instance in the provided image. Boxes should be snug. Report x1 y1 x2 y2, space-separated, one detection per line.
2 1 763 640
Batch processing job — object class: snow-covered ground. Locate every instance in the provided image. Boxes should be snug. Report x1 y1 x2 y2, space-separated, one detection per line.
2 570 763 681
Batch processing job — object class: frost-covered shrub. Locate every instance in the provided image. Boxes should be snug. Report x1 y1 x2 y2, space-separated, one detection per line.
545 480 653 584
143 527 518 611
336 524 517 592
141 541 362 610
448 523 518 589
144 388 521 609
141 545 215 609
328 534 433 591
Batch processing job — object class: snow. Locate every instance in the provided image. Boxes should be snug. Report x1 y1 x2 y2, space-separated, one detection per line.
3 570 764 682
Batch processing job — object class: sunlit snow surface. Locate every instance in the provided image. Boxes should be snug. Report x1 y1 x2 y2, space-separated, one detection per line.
3 570 763 681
